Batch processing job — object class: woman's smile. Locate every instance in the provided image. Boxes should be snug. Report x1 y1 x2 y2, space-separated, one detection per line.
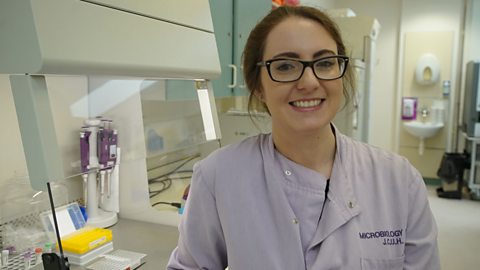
290 98 325 111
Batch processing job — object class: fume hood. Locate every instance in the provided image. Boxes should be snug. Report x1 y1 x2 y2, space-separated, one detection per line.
0 0 221 225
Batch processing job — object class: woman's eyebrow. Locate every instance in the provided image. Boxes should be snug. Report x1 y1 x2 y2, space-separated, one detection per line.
313 49 337 58
271 52 299 59
270 49 337 60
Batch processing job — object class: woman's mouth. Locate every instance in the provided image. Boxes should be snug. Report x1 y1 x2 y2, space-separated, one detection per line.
290 99 324 108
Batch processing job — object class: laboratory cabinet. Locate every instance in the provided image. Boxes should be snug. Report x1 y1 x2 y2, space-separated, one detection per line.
209 0 271 98
463 135 480 200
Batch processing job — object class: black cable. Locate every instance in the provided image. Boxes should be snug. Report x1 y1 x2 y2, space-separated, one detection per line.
46 182 66 258
149 179 172 198
148 154 199 183
318 179 330 222
147 155 196 199
152 201 182 208
147 153 200 172
148 162 194 182
148 174 193 198
149 173 192 184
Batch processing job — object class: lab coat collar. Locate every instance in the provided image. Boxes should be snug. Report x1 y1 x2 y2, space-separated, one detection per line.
329 123 362 218
259 134 306 269
263 123 361 218
260 124 361 251
306 124 362 249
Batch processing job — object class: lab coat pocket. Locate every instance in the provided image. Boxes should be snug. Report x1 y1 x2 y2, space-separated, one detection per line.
361 256 404 270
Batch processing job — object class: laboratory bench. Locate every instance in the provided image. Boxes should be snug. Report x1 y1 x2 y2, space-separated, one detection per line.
32 218 180 270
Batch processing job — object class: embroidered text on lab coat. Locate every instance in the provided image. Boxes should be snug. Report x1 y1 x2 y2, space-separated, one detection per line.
359 229 404 246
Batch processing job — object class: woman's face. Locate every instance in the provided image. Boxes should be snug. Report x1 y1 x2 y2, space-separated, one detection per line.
259 16 344 136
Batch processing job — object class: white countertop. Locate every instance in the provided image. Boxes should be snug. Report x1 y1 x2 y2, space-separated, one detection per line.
32 218 179 270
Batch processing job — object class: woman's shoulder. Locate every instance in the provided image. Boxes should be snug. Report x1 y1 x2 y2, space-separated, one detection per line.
337 133 424 195
339 133 404 160
196 134 268 171
338 133 415 173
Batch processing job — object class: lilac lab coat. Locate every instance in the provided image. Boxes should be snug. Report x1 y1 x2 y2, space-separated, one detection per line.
167 128 440 269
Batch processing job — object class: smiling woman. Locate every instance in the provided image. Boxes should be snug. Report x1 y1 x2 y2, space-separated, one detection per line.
167 6 440 270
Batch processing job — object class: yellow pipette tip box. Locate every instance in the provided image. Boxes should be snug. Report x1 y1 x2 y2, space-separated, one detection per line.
58 226 113 254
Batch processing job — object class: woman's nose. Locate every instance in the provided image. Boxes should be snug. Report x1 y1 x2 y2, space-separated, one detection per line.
296 66 320 90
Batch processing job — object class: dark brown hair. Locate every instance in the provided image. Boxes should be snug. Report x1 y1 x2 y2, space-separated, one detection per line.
242 6 356 115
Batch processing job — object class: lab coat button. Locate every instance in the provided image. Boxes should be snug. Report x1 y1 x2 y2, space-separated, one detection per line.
292 218 299 224
348 201 354 208
285 170 292 176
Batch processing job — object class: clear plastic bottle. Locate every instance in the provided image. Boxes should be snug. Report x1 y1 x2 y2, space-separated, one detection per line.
44 242 52 253
34 247 43 265
442 80 451 97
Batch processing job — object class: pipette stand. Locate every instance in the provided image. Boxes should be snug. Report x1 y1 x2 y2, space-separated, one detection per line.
84 119 117 228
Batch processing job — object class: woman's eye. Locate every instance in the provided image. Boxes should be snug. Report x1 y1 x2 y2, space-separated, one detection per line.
315 59 336 69
273 61 297 72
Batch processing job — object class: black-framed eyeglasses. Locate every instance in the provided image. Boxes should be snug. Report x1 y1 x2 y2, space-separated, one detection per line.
257 55 350 83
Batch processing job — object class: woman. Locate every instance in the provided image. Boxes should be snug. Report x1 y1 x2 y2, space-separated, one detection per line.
167 6 439 269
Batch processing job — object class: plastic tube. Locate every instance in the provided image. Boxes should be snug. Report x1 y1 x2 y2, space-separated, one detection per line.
106 169 112 198
23 250 31 270
100 170 106 204
2 250 9 267
34 248 42 265
82 174 88 206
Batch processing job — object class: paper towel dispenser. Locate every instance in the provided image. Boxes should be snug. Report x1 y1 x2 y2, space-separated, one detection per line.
415 53 440 85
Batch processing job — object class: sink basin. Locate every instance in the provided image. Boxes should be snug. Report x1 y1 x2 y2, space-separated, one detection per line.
403 121 444 139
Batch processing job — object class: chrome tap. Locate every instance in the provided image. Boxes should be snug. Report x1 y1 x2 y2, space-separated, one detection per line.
420 107 429 120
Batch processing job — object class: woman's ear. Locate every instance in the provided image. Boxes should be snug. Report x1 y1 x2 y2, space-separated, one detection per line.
254 89 265 102
252 88 270 115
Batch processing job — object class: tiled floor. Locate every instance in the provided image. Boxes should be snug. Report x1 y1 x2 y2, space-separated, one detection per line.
427 186 480 269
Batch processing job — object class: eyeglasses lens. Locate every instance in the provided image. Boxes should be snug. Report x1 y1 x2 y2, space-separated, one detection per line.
314 58 344 79
269 60 303 82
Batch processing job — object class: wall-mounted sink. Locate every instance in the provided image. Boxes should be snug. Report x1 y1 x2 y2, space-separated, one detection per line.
403 121 444 139
403 121 444 155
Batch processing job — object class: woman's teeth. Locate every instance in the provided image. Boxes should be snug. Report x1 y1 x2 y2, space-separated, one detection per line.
291 99 322 108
